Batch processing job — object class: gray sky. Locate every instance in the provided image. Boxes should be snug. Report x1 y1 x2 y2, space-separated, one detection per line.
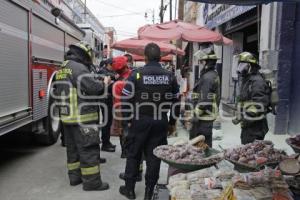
85 0 177 40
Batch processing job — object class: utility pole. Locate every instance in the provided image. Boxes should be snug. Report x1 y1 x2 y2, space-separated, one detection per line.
84 0 87 23
152 9 155 24
160 0 164 23
170 0 173 21
175 0 177 19
177 0 185 70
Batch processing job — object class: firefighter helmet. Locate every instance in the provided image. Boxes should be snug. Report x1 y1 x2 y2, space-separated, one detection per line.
69 42 93 61
196 49 219 61
238 52 258 65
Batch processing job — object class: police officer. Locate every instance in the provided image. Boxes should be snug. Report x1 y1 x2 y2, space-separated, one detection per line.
119 43 179 200
190 50 220 147
234 52 270 144
55 42 110 191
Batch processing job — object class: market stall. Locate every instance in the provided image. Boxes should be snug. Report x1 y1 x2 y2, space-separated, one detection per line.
152 136 300 200
138 20 232 45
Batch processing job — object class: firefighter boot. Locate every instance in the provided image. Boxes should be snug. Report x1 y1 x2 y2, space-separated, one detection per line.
69 168 82 186
82 168 109 191
82 175 109 191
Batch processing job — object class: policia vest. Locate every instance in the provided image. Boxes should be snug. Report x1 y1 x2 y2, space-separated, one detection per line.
132 65 176 118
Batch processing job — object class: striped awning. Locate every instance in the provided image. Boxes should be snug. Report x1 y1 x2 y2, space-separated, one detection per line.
186 0 300 5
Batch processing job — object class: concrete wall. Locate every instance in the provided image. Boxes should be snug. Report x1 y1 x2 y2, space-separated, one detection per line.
289 4 300 135
274 3 296 134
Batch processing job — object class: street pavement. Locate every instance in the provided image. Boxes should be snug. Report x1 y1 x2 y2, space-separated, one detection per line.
0 121 294 200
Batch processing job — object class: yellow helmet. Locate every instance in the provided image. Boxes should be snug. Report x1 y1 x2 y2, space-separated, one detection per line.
238 52 258 65
69 42 93 61
195 48 219 61
199 53 218 61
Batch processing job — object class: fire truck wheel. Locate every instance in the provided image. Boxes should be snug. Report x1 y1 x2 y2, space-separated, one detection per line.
35 92 61 145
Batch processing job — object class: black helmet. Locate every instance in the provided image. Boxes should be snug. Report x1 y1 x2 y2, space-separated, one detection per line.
69 42 93 62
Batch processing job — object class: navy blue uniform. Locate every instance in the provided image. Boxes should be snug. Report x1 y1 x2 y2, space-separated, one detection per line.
121 61 179 191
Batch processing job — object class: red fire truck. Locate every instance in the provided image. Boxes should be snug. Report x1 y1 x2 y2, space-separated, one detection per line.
0 0 85 145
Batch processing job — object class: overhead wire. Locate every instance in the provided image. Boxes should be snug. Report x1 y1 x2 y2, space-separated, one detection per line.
97 12 144 18
95 0 141 15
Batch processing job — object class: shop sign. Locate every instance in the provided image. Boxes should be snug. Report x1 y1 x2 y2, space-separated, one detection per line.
204 4 256 28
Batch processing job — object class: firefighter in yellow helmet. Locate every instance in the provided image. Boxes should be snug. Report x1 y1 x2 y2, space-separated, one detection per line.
190 49 220 147
234 52 270 144
55 42 110 191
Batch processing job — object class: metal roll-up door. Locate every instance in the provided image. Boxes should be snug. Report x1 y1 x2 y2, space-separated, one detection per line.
32 15 64 62
65 33 80 52
0 0 29 117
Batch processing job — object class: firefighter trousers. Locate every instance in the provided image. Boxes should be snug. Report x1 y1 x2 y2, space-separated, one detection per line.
241 118 269 145
124 115 168 190
190 120 213 147
63 123 103 190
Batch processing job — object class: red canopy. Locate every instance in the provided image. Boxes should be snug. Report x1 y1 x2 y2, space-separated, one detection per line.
132 54 173 62
138 20 232 45
111 38 185 56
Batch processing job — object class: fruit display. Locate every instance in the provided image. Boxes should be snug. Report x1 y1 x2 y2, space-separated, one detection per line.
224 140 287 168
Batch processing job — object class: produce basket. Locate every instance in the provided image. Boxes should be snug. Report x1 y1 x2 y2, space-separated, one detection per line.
154 148 222 171
286 138 300 153
226 158 279 173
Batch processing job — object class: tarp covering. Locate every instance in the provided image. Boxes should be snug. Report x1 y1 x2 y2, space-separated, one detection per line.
186 0 300 5
111 37 185 56
138 20 232 45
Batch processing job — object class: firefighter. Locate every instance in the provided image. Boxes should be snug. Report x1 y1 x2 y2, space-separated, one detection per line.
234 52 270 144
190 50 220 147
55 42 110 191
119 43 179 200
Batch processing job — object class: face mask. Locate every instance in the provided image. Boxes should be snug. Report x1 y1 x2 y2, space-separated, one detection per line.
237 62 250 76
200 60 206 67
